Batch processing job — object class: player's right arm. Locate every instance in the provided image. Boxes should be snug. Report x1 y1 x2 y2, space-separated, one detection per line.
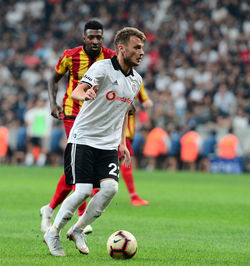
71 60 104 101
71 83 98 101
48 71 64 120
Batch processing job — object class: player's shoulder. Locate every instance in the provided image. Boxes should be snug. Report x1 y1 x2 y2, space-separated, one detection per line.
132 69 143 82
93 58 112 67
89 58 112 74
131 69 143 92
101 46 116 58
63 46 83 57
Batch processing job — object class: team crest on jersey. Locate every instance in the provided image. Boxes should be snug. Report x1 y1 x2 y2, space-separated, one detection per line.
132 84 137 92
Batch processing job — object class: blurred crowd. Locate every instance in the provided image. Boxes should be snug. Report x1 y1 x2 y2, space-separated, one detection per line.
0 0 249 171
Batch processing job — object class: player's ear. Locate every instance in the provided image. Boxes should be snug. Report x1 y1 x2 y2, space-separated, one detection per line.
82 33 86 42
118 44 125 53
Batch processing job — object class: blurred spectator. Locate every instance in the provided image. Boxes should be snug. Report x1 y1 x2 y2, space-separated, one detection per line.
5 119 19 164
143 126 170 170
0 124 9 164
169 73 186 120
180 125 201 171
132 130 145 168
166 124 182 171
199 130 217 172
12 120 27 165
217 128 242 159
232 107 249 133
24 97 52 166
213 83 237 116
48 121 65 166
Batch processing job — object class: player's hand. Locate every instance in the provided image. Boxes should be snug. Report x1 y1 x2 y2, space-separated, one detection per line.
142 99 153 109
51 105 63 120
84 85 98 101
119 144 131 168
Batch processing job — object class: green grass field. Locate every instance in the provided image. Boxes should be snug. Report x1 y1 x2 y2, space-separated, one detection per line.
0 166 249 265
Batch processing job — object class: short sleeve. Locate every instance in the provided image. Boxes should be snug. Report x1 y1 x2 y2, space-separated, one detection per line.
136 82 149 102
55 51 69 75
80 61 106 87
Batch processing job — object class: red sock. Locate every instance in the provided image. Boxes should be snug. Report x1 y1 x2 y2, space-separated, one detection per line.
121 163 137 198
91 188 100 197
78 201 87 216
49 173 73 209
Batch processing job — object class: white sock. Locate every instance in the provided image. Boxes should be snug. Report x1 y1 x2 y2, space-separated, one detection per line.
25 153 34 166
74 179 118 230
45 204 54 215
37 153 46 167
53 183 93 231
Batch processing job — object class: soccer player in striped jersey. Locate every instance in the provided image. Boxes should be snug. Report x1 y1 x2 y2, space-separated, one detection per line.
40 20 115 234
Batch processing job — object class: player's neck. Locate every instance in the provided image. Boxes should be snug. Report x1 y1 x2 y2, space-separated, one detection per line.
83 44 100 60
117 55 131 75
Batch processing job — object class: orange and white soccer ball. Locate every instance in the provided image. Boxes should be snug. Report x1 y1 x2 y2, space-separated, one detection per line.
107 230 137 259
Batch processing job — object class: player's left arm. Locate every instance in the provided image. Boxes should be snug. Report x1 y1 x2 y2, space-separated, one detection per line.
137 82 153 109
142 98 153 109
119 110 131 167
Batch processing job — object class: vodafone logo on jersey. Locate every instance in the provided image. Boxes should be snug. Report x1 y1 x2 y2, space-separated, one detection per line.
106 91 132 104
106 91 116 101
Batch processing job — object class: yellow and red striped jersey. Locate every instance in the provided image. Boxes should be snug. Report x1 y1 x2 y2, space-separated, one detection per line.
55 46 116 119
126 82 149 140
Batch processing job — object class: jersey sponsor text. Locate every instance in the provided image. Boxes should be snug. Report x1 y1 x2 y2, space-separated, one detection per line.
106 91 132 104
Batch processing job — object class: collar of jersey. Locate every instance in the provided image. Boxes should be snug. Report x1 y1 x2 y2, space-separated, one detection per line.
111 56 134 77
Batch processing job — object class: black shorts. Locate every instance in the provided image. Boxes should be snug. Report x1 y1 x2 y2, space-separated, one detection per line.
64 143 119 187
30 137 42 147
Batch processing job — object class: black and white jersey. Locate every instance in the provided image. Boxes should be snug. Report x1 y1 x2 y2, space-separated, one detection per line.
68 56 142 150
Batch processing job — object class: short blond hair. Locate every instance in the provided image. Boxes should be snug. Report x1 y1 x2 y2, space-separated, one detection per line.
113 27 146 53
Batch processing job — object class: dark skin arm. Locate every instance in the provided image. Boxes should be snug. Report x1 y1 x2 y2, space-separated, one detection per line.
48 71 64 120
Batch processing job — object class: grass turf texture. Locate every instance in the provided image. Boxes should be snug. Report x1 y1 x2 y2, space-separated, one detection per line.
0 166 249 265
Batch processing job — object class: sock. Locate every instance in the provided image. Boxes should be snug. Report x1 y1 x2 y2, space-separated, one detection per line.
71 184 87 217
49 173 73 210
25 153 34 166
49 225 60 234
36 153 46 167
77 201 87 217
121 163 137 198
46 205 54 215
91 188 100 197
74 180 118 230
53 183 93 231
77 188 100 216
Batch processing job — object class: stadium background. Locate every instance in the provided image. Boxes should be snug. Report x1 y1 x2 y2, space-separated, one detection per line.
0 0 250 172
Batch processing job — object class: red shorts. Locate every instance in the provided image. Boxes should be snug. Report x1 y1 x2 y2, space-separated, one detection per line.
118 138 134 160
63 119 75 138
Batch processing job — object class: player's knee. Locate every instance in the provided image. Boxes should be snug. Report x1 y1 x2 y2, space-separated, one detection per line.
74 183 93 201
100 179 118 198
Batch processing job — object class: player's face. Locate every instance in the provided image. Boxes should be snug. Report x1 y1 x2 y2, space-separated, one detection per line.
84 29 103 57
122 36 144 67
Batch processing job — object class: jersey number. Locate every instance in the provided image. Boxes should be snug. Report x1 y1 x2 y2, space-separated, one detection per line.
108 163 119 177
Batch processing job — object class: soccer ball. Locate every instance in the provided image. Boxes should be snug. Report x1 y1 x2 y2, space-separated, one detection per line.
107 230 137 259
